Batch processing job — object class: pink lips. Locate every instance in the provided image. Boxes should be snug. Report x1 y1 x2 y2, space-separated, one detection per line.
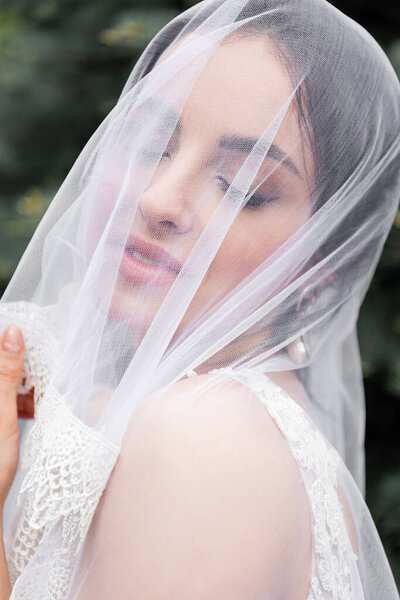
118 235 183 285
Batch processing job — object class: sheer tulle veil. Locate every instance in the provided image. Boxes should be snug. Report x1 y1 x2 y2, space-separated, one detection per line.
0 0 399 597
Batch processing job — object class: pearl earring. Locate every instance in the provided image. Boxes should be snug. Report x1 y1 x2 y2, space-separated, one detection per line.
287 335 309 365
287 282 316 365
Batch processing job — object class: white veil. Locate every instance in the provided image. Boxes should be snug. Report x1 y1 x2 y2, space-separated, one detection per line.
0 0 399 597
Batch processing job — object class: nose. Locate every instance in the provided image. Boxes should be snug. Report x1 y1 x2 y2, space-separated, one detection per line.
138 155 200 236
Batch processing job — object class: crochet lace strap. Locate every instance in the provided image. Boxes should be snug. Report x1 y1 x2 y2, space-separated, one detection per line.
7 384 119 599
207 366 356 600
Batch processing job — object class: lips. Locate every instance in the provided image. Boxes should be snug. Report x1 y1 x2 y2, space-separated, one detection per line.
118 234 183 285
128 235 182 272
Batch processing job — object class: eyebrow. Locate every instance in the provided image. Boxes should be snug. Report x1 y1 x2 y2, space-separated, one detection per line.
219 134 301 179
139 97 301 178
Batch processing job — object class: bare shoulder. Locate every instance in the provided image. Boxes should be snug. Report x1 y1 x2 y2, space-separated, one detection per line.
121 371 312 596
77 372 312 599
124 370 311 535
127 370 300 465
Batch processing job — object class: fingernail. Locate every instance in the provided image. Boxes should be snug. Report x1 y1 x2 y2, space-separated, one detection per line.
1 325 23 356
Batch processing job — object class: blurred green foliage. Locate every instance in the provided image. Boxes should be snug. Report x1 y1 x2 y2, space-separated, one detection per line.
0 0 399 586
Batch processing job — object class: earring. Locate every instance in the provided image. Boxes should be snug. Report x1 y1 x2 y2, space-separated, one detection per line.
287 283 316 365
287 335 309 365
295 282 316 315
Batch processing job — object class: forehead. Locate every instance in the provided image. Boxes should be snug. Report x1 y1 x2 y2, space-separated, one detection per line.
154 33 312 180
191 35 294 131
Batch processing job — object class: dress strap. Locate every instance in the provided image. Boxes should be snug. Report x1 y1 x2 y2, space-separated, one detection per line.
185 369 198 377
188 366 357 600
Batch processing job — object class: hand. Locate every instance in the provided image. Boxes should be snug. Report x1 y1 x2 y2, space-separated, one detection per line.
0 326 34 512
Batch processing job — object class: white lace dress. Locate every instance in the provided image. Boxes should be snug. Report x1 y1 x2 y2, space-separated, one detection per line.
187 366 358 600
5 363 358 600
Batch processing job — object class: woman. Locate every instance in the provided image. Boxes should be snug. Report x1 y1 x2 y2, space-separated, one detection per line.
0 0 399 597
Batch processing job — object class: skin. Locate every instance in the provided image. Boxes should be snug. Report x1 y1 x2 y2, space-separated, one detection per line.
69 373 313 599
0 332 357 600
90 34 313 377
0 36 327 596
0 326 33 599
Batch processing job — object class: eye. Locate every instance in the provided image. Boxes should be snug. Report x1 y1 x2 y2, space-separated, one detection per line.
215 176 279 210
134 146 172 163
127 125 178 163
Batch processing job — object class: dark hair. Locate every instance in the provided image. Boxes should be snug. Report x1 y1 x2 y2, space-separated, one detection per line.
132 0 399 420
231 0 399 285
228 1 399 420
134 0 399 317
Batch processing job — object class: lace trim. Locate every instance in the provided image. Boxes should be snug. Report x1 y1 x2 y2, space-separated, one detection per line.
0 301 61 406
7 384 119 598
203 366 356 600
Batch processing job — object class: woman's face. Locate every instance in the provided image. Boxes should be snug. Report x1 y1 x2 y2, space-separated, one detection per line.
94 34 313 341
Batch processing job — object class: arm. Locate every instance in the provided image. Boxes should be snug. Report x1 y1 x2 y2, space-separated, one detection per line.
0 326 34 599
70 374 312 599
0 515 10 599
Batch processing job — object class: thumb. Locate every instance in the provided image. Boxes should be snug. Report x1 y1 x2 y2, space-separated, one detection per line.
0 326 25 432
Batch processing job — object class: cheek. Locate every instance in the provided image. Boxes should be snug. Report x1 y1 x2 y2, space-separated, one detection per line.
208 202 311 288
85 152 150 259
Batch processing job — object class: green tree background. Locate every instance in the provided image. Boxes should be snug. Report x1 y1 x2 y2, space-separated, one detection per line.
1 0 399 585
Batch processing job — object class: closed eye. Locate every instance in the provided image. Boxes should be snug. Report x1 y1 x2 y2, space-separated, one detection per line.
215 176 279 210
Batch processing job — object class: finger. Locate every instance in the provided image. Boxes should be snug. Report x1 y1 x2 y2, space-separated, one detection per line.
0 326 25 432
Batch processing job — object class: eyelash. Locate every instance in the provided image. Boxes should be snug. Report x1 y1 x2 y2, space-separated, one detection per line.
141 151 279 210
215 176 278 210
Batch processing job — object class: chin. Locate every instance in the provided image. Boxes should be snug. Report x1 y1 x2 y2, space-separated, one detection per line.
107 284 162 333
